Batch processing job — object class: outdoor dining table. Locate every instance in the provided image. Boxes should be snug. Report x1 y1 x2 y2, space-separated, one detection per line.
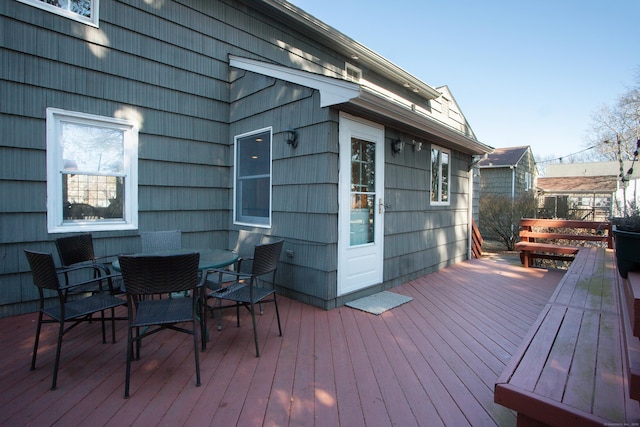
111 248 238 273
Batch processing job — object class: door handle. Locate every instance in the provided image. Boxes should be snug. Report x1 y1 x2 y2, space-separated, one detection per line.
379 198 384 214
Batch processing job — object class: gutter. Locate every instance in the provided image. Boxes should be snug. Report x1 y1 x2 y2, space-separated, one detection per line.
254 0 442 100
231 55 493 156
348 91 492 155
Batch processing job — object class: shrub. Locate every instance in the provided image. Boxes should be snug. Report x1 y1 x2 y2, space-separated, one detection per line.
479 193 537 250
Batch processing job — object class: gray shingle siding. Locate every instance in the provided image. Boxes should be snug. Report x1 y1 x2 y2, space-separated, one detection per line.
1 0 480 315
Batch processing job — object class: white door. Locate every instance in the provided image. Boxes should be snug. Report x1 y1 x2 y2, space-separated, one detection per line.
338 114 385 296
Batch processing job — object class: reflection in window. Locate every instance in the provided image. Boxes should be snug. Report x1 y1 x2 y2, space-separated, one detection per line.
17 0 98 26
350 138 375 245
431 145 450 205
61 122 124 220
234 128 272 227
47 108 138 232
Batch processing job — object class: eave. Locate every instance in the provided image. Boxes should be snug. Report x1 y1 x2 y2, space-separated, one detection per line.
248 0 442 101
230 56 492 156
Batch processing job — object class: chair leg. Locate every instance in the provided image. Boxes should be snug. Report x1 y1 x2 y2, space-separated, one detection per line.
110 307 117 343
125 325 134 398
217 299 223 331
249 302 260 357
273 294 282 336
51 319 65 390
200 295 208 351
135 326 141 360
192 317 201 387
100 309 107 344
31 311 43 370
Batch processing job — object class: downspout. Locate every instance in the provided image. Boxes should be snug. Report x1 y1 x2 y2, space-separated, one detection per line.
468 168 474 259
511 165 516 201
510 165 516 241
467 154 486 259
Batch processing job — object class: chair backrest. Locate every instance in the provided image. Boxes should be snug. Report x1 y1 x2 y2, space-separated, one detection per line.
232 231 265 259
251 239 284 278
118 252 199 295
24 250 61 290
55 233 95 266
140 230 182 252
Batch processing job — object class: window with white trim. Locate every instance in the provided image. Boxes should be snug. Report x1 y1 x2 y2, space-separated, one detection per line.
17 0 99 27
46 108 138 233
345 63 362 83
234 128 272 227
524 172 533 191
431 145 450 205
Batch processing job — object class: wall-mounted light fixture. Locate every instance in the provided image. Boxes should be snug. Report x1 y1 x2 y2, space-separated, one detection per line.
285 128 298 148
391 138 404 156
412 140 422 152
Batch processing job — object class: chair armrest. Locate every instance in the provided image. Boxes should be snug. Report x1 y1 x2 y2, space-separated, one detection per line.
205 268 250 280
56 263 122 292
236 256 251 272
204 269 251 290
58 271 121 294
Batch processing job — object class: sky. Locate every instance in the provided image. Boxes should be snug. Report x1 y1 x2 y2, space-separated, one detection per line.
290 0 639 161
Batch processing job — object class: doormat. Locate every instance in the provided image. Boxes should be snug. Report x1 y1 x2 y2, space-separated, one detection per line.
345 291 413 315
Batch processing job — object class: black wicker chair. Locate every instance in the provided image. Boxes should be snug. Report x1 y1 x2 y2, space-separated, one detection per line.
118 252 203 398
204 231 265 329
23 249 126 391
140 230 181 252
204 239 283 357
55 233 123 294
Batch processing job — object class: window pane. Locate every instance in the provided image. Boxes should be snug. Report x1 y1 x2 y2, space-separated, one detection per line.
238 131 270 177
62 122 124 173
239 177 269 218
441 151 449 202
431 148 439 202
350 194 374 245
235 129 271 225
63 174 124 220
71 0 92 17
351 138 375 192
37 0 93 17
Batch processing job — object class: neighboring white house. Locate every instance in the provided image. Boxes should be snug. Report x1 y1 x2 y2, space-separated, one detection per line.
542 161 640 218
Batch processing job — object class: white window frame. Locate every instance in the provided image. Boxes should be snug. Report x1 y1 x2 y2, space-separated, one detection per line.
17 0 100 27
46 108 138 233
233 127 272 228
430 145 451 206
345 63 362 83
524 171 532 191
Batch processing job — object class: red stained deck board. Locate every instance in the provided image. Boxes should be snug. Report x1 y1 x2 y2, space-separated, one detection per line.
0 257 563 426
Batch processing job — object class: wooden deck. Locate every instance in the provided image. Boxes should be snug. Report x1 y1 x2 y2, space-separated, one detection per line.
0 257 564 426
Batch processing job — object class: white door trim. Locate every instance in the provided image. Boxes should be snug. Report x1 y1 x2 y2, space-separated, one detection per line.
337 113 385 296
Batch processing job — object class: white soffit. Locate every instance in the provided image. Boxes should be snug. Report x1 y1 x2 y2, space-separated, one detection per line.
229 56 360 108
230 56 492 155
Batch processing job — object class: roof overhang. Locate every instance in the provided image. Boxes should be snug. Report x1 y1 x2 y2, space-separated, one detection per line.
230 56 492 156
245 0 442 101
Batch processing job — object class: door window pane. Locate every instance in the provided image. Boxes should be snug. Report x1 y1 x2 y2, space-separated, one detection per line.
350 138 375 245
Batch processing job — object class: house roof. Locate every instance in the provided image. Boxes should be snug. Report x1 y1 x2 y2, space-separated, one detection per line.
253 0 442 101
537 176 618 194
240 1 493 156
543 161 640 179
478 146 531 168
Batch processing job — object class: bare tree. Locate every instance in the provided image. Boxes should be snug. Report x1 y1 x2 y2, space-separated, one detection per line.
479 193 537 251
586 68 640 161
